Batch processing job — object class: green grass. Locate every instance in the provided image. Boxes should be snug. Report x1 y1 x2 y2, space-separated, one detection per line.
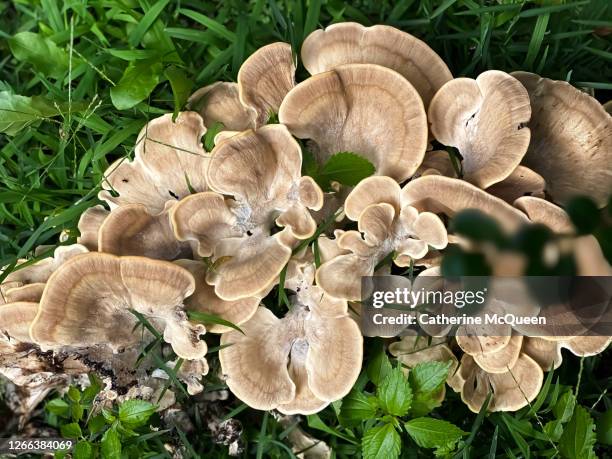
1 0 611 457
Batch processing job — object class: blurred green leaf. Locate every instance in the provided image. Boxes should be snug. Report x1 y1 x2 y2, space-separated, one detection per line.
118 399 157 428
60 422 82 439
165 66 193 117
101 427 121 459
559 405 597 459
110 61 163 110
566 196 600 234
8 32 69 78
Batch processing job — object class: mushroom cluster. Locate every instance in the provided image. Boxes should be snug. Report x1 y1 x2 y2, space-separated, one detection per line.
2 21 611 418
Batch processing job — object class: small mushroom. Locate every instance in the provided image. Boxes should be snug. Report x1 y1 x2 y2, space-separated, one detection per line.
171 125 323 301
30 253 206 361
316 176 448 301
428 71 531 189
188 82 257 131
77 205 110 251
512 71 612 207
301 22 452 109
98 202 193 260
514 196 574 233
237 42 296 126
521 337 563 370
453 353 543 412
219 294 362 414
99 112 209 213
469 334 523 374
486 165 545 203
174 259 260 334
279 63 428 182
401 176 529 232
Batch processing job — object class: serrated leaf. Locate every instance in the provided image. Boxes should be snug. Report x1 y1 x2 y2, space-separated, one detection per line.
367 340 392 386
67 386 81 403
110 60 163 110
118 399 157 428
60 422 82 438
559 405 597 459
362 423 401 459
72 441 93 459
404 417 466 449
8 32 69 78
88 414 107 434
376 364 412 417
101 427 121 459
409 361 451 394
165 66 193 118
317 152 375 189
339 389 378 427
81 374 103 405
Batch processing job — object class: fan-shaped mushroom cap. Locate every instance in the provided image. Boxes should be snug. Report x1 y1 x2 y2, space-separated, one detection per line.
301 22 452 109
604 100 612 115
471 334 523 374
174 259 259 334
279 64 428 182
98 203 193 260
512 71 612 207
317 177 447 301
77 205 109 251
455 353 543 412
522 337 563 370
486 166 545 203
562 336 611 357
238 42 295 126
415 150 457 178
317 230 349 264
0 302 38 343
30 253 206 360
3 283 45 304
456 334 512 356
2 244 89 288
514 196 573 233
188 82 257 131
428 71 531 189
99 112 209 214
219 300 362 414
172 125 323 301
401 176 529 232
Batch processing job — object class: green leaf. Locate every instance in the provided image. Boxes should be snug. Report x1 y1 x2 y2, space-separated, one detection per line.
404 417 466 450
203 121 224 152
110 60 163 110
409 361 451 394
597 409 612 445
552 390 576 423
73 441 93 459
317 152 375 189
46 398 70 418
362 422 401 459
376 364 412 417
0 91 86 136
566 196 600 235
306 414 358 444
366 340 392 386
8 32 69 78
179 9 236 41
339 389 378 427
102 409 116 423
118 399 157 428
67 386 81 403
559 405 597 459
60 422 82 438
165 66 193 118
87 414 107 434
71 403 84 422
450 209 505 247
101 427 122 459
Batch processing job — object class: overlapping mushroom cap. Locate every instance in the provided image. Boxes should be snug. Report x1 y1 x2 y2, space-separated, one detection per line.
171 124 323 301
279 64 428 182
316 176 448 300
301 22 453 109
448 353 543 413
99 112 209 213
30 253 207 362
512 72 612 207
428 71 531 189
189 42 295 130
219 258 362 414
